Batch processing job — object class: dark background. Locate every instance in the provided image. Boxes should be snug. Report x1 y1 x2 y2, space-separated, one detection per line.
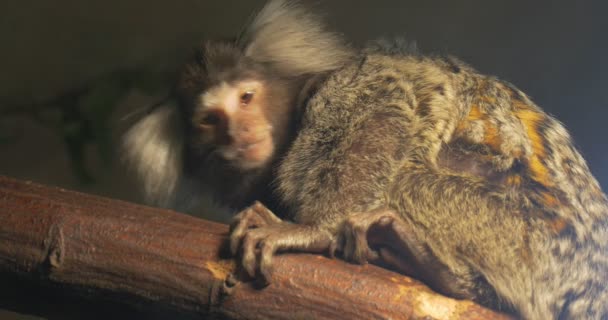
1 0 606 319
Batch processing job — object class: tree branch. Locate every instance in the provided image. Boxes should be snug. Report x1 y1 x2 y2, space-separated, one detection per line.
0 176 512 319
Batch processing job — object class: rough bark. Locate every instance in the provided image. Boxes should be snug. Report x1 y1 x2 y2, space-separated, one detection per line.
0 176 512 319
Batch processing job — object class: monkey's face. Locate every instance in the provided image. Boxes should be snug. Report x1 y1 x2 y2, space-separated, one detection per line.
192 79 276 170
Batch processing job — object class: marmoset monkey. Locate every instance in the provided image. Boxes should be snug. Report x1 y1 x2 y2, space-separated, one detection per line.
123 1 608 319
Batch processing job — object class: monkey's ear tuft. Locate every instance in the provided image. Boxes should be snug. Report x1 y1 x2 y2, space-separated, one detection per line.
240 0 352 76
122 104 183 208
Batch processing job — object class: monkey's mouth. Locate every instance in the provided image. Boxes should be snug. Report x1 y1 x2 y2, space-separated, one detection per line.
237 139 266 152
222 136 274 170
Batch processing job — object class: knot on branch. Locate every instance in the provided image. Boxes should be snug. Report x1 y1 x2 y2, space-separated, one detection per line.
43 220 66 272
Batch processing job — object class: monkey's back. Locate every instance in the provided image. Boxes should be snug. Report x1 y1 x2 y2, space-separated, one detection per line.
277 48 608 318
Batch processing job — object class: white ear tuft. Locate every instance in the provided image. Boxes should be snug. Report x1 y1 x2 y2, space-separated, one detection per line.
122 103 183 207
241 0 352 76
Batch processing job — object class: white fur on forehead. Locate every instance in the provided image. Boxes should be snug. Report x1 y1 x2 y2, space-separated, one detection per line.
241 0 351 76
200 80 263 110
122 104 183 207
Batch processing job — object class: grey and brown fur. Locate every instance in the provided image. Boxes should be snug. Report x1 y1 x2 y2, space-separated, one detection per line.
123 1 608 319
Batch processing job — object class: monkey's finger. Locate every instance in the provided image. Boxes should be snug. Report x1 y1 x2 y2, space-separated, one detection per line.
258 227 333 282
229 207 260 254
353 223 372 264
229 222 248 255
342 222 366 263
259 239 277 284
250 201 282 224
343 215 374 264
229 207 254 233
241 231 262 278
229 203 282 254
230 202 281 230
342 224 355 261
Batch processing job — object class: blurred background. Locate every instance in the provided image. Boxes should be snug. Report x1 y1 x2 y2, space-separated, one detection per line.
1 0 606 319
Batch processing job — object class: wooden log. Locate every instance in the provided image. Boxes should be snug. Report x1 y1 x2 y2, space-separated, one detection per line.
0 176 512 319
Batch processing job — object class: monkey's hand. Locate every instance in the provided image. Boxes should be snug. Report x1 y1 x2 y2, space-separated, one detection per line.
334 209 422 276
229 201 333 283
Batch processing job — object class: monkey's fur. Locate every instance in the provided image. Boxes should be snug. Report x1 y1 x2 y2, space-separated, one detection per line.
123 1 608 319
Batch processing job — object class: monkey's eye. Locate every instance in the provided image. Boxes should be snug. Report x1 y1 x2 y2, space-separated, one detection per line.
240 91 255 106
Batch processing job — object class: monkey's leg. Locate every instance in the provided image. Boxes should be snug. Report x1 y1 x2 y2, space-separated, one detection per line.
230 201 333 282
372 164 525 308
336 209 487 301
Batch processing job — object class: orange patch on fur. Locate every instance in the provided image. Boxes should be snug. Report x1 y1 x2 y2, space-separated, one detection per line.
515 107 546 158
528 156 553 187
483 121 501 151
480 96 497 104
547 217 570 235
506 174 522 186
511 148 524 158
540 191 560 208
514 104 553 187
467 105 483 120
455 105 482 135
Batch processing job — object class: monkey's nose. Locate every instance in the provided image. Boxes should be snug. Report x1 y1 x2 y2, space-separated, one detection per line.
228 125 252 138
198 109 227 128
